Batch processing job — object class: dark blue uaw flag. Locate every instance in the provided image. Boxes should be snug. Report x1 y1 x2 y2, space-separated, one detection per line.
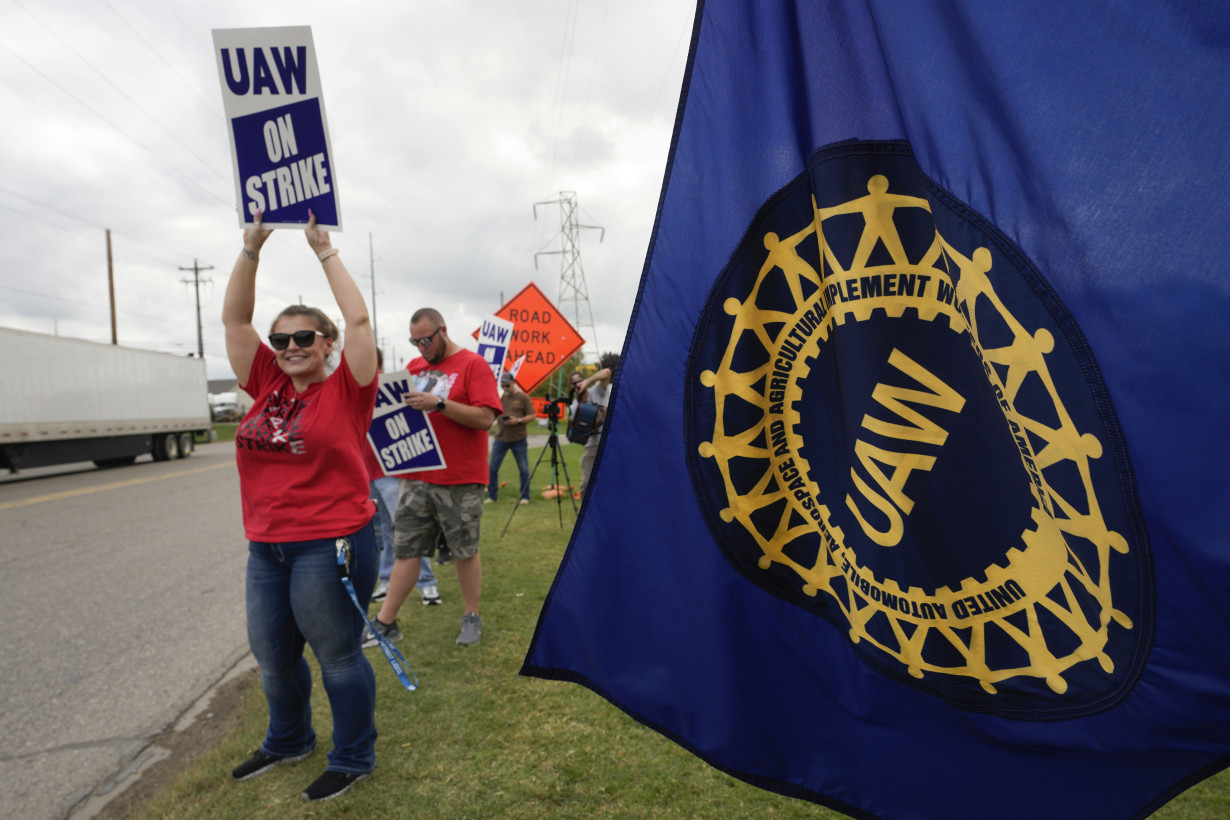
522 2 1230 818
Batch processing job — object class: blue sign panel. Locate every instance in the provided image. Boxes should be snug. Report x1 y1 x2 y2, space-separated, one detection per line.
368 406 445 475
231 99 336 226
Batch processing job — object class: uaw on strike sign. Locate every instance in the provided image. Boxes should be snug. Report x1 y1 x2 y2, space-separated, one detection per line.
213 27 340 229
476 315 514 385
368 372 446 476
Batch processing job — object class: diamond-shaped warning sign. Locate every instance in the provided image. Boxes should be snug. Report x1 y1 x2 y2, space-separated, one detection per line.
472 282 583 393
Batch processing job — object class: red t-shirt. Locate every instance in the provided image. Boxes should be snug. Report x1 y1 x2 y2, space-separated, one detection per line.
362 437 385 480
407 348 502 485
235 346 377 541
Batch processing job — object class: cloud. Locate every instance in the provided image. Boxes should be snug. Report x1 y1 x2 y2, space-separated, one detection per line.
0 0 693 377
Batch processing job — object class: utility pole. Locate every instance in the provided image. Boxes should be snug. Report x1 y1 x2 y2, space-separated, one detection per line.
106 229 117 344
369 233 379 347
179 259 214 358
533 191 603 364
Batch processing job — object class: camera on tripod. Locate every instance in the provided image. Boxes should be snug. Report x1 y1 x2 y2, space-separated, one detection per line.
500 394 578 537
543 397 570 421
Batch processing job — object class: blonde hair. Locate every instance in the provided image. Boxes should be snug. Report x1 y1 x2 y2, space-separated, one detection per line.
270 305 339 339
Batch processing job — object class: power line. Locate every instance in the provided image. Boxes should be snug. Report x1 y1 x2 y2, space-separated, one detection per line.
0 41 232 208
609 20 692 220
0 202 97 241
566 0 611 177
0 283 95 309
101 0 224 122
0 186 105 229
0 283 194 325
0 188 208 267
540 0 580 196
11 0 226 182
637 23 690 154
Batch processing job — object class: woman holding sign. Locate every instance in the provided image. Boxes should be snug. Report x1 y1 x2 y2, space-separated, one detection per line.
222 209 379 802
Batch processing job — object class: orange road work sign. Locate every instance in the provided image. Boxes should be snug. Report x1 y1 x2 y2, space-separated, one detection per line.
473 283 584 393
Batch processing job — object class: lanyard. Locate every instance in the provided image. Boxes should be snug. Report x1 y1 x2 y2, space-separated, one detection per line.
336 538 418 691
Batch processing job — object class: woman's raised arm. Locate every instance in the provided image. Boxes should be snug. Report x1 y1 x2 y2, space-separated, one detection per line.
221 211 272 387
303 210 377 387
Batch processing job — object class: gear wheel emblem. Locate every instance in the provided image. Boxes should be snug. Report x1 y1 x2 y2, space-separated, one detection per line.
686 141 1151 717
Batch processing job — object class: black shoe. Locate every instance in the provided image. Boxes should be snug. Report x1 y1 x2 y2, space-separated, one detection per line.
231 747 314 781
301 769 371 802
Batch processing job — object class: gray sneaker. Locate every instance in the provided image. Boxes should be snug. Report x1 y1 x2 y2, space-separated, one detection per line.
456 612 482 646
361 618 401 648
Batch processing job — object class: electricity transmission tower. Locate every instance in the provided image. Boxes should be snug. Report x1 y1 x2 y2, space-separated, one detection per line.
534 191 603 362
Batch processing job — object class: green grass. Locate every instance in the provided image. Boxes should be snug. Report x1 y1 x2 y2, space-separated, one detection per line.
209 423 238 443
132 440 1230 819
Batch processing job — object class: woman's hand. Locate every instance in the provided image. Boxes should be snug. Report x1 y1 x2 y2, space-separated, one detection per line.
243 209 273 258
305 209 332 256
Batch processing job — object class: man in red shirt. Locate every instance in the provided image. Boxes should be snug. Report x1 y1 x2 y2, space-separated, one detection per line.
365 308 501 646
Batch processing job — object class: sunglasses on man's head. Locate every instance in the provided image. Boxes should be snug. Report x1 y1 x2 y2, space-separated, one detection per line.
268 330 326 350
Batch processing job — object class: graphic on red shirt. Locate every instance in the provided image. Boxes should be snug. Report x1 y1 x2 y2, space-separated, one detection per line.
406 349 502 486
235 346 377 542
414 370 458 398
236 389 312 455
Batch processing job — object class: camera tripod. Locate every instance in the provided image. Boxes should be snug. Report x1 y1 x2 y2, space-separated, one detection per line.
500 413 577 536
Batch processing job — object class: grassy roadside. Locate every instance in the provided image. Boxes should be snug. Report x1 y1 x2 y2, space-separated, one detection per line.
126 440 1228 819
209 423 239 443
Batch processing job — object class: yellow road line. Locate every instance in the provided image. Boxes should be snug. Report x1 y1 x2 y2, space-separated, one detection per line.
0 461 234 510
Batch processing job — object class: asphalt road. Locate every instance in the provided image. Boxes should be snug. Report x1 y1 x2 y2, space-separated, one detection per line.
0 442 250 819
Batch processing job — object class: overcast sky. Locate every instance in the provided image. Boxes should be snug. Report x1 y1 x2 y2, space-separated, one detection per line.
0 0 695 379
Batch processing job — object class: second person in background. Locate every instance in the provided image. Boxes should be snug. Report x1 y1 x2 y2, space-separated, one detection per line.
364 309 501 647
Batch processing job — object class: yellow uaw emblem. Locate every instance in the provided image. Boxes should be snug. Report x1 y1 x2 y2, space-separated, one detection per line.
695 166 1142 712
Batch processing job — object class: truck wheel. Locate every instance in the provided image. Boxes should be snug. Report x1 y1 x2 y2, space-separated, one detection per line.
177 433 195 458
153 433 179 461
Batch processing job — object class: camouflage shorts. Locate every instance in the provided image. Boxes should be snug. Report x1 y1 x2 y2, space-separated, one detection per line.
392 481 484 561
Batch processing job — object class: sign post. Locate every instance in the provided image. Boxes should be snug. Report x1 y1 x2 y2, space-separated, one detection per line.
212 26 341 229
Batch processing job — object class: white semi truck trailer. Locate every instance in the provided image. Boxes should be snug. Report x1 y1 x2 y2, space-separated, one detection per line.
0 327 212 472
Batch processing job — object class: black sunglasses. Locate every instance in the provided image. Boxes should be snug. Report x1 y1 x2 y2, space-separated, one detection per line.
268 330 326 350
409 327 442 349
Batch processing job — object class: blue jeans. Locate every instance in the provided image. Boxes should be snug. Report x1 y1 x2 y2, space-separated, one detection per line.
488 438 530 501
371 477 436 587
246 521 378 774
